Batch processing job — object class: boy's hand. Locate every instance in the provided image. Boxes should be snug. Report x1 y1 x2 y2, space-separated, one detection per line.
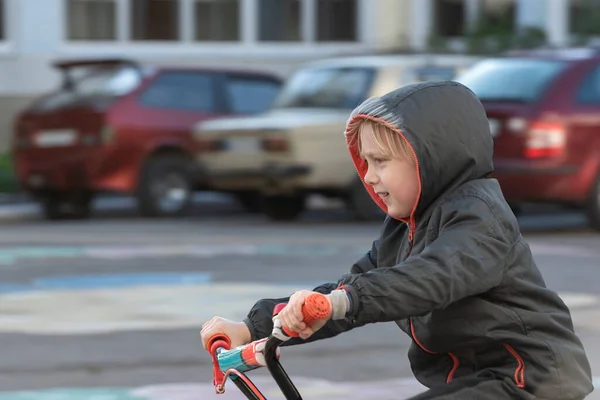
278 290 332 339
200 317 251 350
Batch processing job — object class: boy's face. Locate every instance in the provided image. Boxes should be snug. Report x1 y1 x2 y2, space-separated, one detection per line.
360 125 420 220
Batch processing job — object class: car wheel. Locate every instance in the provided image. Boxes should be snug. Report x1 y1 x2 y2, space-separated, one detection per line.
234 191 263 213
40 192 92 221
346 179 385 221
586 174 600 232
262 195 305 221
137 155 193 218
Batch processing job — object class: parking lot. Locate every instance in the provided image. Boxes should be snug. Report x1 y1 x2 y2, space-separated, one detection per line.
0 197 599 399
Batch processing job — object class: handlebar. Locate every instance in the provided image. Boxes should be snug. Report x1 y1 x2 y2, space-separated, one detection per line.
206 292 331 400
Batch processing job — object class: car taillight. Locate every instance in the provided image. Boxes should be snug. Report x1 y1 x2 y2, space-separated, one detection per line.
524 121 565 158
262 136 289 152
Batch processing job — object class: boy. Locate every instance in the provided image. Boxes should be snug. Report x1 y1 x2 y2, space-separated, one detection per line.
201 81 593 399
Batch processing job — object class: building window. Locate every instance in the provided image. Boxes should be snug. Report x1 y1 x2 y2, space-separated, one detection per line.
434 0 465 37
0 0 6 40
570 0 600 36
479 0 515 31
316 0 357 41
0 0 4 40
131 0 179 41
194 0 240 41
258 0 301 41
66 0 117 40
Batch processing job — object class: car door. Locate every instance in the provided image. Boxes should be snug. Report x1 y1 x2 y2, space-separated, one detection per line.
564 62 600 182
114 70 229 148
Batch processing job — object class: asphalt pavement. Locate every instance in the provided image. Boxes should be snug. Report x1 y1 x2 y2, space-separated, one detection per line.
0 194 599 399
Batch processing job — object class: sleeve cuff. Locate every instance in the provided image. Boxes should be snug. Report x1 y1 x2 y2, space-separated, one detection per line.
243 316 259 342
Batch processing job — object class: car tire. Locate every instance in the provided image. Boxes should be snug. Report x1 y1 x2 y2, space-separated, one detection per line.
262 195 305 221
234 191 263 213
40 192 92 221
586 174 600 232
137 155 193 218
346 179 385 221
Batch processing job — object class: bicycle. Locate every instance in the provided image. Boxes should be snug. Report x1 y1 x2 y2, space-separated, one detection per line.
206 292 331 400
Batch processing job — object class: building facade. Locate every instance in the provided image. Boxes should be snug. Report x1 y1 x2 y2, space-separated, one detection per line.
0 0 579 151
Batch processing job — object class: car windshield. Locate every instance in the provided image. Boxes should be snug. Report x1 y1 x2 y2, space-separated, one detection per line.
455 58 567 103
272 66 375 109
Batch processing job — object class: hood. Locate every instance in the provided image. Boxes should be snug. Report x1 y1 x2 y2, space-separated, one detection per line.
344 81 493 228
194 108 350 133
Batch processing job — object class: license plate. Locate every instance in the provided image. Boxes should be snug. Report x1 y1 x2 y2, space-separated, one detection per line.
227 138 260 153
488 119 500 138
34 129 77 147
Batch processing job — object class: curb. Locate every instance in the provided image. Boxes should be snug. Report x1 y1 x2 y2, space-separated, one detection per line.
0 192 31 206
0 203 39 222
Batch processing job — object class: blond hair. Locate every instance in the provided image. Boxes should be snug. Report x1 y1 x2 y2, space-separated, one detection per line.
346 118 414 163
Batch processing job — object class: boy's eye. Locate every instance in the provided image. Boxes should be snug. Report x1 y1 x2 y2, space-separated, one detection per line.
374 158 386 164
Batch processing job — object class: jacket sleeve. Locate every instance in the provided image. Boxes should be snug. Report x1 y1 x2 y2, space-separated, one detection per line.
243 239 380 345
338 197 512 324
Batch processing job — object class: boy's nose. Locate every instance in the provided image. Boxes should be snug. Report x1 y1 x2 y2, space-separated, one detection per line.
364 167 378 186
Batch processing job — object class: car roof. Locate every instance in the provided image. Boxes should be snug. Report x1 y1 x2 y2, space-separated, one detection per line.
503 47 600 62
298 53 480 69
51 57 283 80
156 65 283 80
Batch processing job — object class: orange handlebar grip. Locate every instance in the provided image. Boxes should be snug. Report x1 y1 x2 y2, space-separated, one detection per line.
281 293 331 338
302 293 331 326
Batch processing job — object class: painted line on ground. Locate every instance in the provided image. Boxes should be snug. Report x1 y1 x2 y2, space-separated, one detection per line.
1 377 600 400
0 244 355 265
0 272 598 335
0 240 598 267
0 272 212 293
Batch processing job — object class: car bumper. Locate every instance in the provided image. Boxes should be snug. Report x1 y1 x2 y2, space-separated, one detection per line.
13 147 141 194
493 159 590 203
208 163 311 191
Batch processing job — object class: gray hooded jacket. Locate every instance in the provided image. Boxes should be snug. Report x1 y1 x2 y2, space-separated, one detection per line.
244 81 593 400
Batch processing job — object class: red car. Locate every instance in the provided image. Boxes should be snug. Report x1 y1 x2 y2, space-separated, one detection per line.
12 58 282 219
456 48 600 231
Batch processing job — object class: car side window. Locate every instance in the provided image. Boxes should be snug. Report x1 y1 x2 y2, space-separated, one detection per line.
576 64 600 104
138 71 217 112
225 75 281 114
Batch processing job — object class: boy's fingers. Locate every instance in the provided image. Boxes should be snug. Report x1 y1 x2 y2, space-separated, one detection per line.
299 327 313 339
200 318 214 333
280 309 306 334
279 312 294 332
200 321 212 334
293 298 305 321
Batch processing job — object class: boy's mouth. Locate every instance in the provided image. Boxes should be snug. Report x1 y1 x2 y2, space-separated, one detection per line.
377 192 389 201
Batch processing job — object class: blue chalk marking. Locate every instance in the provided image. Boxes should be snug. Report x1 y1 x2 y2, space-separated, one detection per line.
0 272 212 294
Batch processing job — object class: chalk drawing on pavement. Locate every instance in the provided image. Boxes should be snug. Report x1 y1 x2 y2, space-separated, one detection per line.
0 272 212 294
3 378 600 400
0 244 358 266
0 270 598 335
0 242 595 267
0 272 312 335
0 377 428 400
